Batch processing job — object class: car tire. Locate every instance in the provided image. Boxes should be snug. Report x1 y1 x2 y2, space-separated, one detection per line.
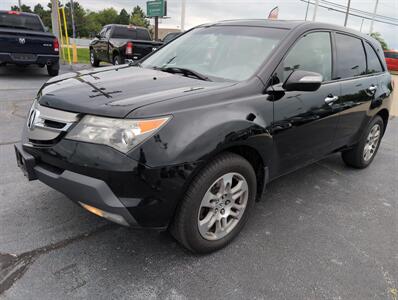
90 49 100 67
113 55 123 65
341 115 384 169
47 64 59 76
170 152 257 254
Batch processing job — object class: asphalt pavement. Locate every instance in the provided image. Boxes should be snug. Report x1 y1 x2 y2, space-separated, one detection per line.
0 64 397 300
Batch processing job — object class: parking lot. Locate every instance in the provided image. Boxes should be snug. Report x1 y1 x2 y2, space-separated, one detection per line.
0 64 397 299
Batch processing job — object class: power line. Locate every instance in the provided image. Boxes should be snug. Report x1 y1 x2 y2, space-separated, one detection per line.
300 0 398 27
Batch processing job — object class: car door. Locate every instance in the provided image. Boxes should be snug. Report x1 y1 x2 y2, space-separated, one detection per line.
270 31 341 175
332 33 383 148
97 26 110 61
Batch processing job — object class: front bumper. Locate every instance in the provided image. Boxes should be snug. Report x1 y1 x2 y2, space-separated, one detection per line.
0 52 59 67
15 139 195 229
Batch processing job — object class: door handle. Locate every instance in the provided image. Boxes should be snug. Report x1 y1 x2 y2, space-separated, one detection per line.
325 95 339 105
368 85 378 93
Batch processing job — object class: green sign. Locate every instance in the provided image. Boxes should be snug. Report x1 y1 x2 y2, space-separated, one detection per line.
147 0 166 17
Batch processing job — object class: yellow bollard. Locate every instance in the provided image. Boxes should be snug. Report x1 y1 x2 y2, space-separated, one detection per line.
61 7 71 65
72 42 78 64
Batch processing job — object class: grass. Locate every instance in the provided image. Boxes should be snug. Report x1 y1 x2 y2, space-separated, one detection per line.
60 47 90 64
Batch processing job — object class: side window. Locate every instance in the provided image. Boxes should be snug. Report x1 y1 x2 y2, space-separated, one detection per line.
105 27 111 39
281 32 332 82
365 42 383 74
99 27 107 38
335 33 366 79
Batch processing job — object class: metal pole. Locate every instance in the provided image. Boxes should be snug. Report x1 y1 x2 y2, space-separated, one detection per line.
360 18 364 32
18 0 22 11
70 0 76 39
50 0 60 41
154 16 159 40
181 0 186 31
312 0 319 21
344 0 351 27
305 0 310 21
369 0 379 34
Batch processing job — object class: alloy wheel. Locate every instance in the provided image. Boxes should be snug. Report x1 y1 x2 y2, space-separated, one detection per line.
363 124 381 162
197 172 249 241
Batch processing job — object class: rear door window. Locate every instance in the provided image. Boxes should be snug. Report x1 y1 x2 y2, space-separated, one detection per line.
335 33 367 79
365 42 383 74
137 29 151 40
282 31 332 82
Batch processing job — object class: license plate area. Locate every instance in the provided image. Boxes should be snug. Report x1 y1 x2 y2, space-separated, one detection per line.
11 53 37 61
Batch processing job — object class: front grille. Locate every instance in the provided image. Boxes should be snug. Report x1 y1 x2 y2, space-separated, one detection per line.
27 100 80 144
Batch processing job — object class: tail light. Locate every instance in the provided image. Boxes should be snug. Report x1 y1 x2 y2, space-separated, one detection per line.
125 42 133 56
53 38 59 52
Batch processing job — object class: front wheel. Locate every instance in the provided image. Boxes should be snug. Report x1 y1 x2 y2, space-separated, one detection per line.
90 49 100 67
170 153 257 254
341 116 384 169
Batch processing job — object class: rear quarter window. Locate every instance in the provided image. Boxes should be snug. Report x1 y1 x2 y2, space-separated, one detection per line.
365 42 383 74
384 52 398 59
335 33 367 79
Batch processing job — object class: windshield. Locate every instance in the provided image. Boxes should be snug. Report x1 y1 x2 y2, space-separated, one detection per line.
142 25 287 81
0 12 43 31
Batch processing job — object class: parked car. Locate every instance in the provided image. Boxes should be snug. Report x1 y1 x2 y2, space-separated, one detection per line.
89 24 162 66
384 50 398 72
15 20 393 253
162 32 182 44
0 10 59 76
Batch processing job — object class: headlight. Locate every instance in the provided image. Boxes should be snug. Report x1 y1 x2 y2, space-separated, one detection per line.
66 115 170 153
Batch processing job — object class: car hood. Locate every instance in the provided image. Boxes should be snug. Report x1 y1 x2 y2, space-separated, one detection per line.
38 65 235 118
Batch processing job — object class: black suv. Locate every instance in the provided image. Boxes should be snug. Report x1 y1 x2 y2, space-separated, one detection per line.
15 20 393 253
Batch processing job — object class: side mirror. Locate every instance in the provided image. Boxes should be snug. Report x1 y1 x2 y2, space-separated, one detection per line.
44 26 49 32
95 33 101 39
283 70 323 92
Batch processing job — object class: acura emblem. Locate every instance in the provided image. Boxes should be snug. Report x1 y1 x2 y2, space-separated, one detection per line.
18 38 26 44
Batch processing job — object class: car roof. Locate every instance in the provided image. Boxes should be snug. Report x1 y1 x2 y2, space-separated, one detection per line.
0 10 39 17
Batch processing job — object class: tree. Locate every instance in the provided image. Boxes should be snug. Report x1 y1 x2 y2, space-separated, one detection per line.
11 4 32 13
130 5 150 28
95 8 119 27
370 32 388 50
118 9 130 25
34 4 52 29
64 1 87 37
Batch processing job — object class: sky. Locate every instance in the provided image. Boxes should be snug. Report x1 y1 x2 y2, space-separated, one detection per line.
1 0 397 49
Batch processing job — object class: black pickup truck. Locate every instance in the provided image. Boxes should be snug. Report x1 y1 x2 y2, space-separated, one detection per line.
89 24 162 66
0 10 59 76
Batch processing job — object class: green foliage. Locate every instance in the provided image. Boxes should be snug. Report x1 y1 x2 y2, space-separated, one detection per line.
130 5 150 28
11 4 33 13
370 32 388 50
10 1 150 37
118 9 130 25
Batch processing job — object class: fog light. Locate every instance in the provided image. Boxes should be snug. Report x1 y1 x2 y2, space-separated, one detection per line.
79 202 129 227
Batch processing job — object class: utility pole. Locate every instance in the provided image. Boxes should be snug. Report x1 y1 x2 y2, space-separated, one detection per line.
344 0 352 27
18 0 22 11
70 0 76 40
50 0 60 41
304 0 310 21
181 0 186 31
312 0 319 21
369 0 380 34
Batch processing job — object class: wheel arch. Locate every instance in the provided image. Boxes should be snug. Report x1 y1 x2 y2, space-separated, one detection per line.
376 108 389 135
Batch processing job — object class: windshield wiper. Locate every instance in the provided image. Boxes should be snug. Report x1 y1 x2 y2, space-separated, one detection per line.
157 67 212 81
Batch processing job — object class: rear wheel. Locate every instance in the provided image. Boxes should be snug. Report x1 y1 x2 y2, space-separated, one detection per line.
341 116 384 169
113 55 123 65
90 49 100 67
170 153 257 254
47 64 59 76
